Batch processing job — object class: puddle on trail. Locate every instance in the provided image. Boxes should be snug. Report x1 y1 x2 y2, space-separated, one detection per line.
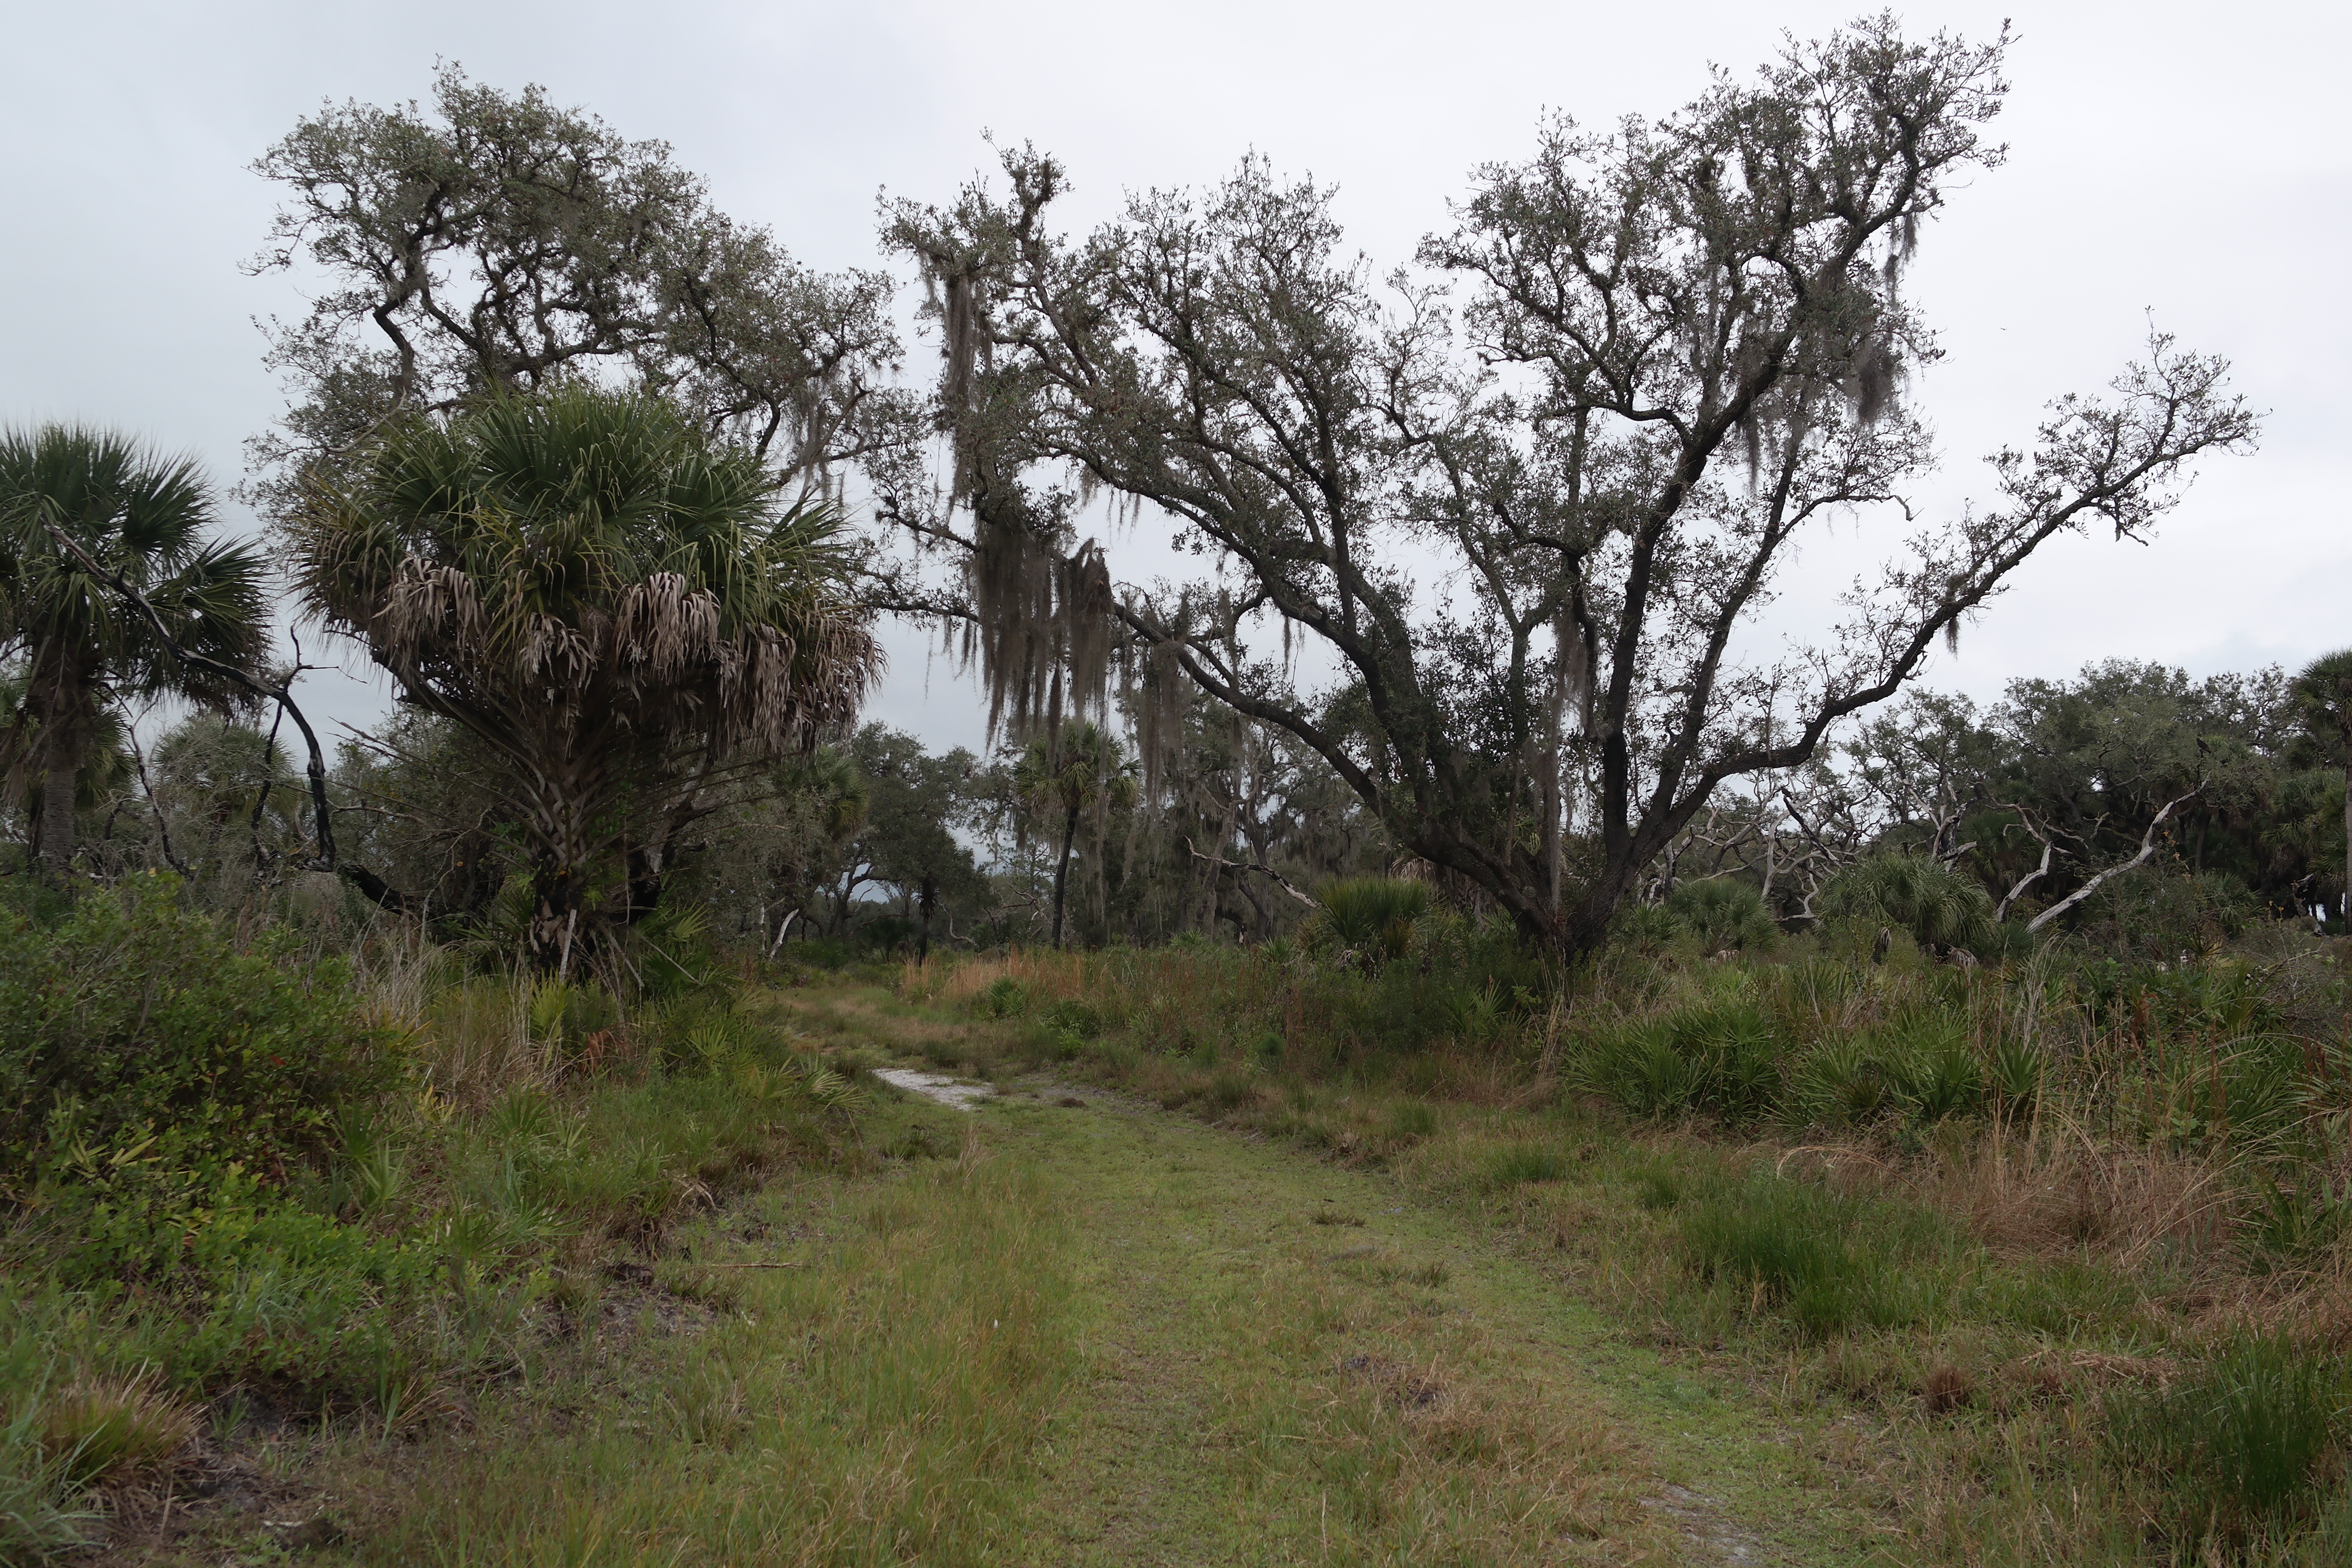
871 1069 993 1111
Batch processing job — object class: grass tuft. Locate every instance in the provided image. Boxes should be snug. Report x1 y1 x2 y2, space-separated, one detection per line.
1481 1144 1569 1189
37 1370 196 1490
1680 1174 1920 1340
2106 1332 2351 1553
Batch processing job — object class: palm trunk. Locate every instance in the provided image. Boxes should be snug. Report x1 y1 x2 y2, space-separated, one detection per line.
1051 802 1079 949
530 851 586 978
526 793 596 977
37 760 77 873
28 641 88 877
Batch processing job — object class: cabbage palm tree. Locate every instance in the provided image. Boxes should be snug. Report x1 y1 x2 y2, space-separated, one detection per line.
285 386 877 971
1015 721 1136 948
2292 649 2352 921
0 426 266 874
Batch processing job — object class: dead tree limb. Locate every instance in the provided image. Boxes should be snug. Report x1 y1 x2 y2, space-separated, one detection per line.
1991 802 2068 923
119 714 188 877
1183 836 1319 909
2026 786 2202 934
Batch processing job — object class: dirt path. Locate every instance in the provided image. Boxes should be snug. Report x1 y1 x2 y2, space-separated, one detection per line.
939 1078 1864 1566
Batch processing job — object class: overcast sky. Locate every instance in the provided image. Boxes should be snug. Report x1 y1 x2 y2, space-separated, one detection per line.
4 1 2343 751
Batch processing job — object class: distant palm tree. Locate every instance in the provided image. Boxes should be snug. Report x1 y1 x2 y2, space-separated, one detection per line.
2292 649 2352 922
285 386 877 971
1016 721 1136 949
0 426 266 873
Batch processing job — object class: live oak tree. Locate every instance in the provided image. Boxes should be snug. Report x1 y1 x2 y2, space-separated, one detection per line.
249 65 914 508
285 386 876 971
876 20 2257 961
1013 720 1136 949
843 723 986 956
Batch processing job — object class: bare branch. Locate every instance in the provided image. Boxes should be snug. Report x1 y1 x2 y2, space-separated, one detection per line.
2026 785 2202 934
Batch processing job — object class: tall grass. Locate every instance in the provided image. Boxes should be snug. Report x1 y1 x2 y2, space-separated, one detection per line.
2107 1333 2352 1554
0 887 876 1561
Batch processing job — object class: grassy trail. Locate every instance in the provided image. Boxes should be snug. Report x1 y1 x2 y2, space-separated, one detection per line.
334 1007 1889 1566
955 1082 1865 1566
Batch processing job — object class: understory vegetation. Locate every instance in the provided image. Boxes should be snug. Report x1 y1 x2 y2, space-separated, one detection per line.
0 876 882 1561
883 906 2352 1565
7 867 2352 1563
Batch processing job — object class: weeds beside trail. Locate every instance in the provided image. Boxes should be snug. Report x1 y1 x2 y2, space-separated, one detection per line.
880 938 2352 1566
24 912 2352 1563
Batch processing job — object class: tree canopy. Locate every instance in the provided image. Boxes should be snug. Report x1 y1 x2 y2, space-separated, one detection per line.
249 64 914 507
875 19 2256 961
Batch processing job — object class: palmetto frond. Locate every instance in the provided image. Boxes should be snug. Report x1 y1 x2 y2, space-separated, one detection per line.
2291 650 2352 753
283 385 879 966
0 426 268 868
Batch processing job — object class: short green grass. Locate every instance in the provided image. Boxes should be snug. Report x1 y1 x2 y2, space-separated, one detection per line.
882 949 2352 1567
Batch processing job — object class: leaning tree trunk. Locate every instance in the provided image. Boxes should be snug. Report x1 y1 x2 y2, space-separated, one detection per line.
1050 801 1079 949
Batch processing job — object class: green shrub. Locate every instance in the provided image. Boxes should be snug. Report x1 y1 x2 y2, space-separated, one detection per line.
1984 1033 2046 1115
1884 1014 1983 1124
1607 902 1681 955
979 977 1029 1019
2074 864 2265 961
1578 1022 1703 1117
1041 998 1100 1038
1314 877 1430 962
1789 1037 1898 1128
2247 1175 2352 1263
2106 1333 2351 1552
1573 1002 1785 1125
0 876 394 1199
1816 854 1994 955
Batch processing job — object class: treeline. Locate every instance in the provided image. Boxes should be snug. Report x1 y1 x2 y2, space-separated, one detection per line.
1 25 2337 973
13 647 2344 968
1653 659 2351 959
